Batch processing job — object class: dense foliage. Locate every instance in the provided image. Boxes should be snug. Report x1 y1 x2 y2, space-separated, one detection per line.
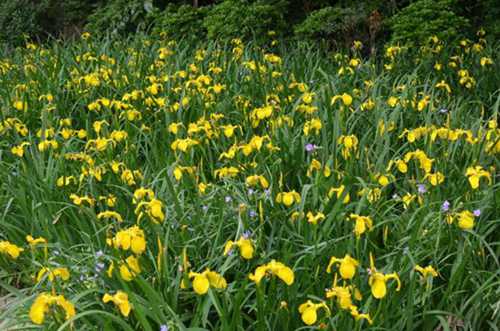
1 0 500 47
0 31 499 330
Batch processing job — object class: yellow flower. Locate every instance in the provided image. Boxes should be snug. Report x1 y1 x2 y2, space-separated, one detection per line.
223 236 255 259
415 265 438 279
457 210 475 230
387 96 399 107
148 199 165 222
349 306 373 324
337 135 358 159
480 57 493 67
424 172 445 186
331 93 353 107
368 253 401 299
221 124 239 138
376 174 391 187
465 166 492 189
13 100 27 111
108 226 146 255
26 235 47 247
246 174 269 189
97 210 124 222
103 291 132 317
306 211 325 225
276 191 301 207
29 293 75 325
0 240 24 259
348 214 373 237
36 267 70 282
119 256 142 281
11 142 30 157
298 300 330 325
171 138 199 152
249 260 294 285
303 118 322 136
328 185 350 204
325 275 358 310
188 269 227 295
435 80 451 94
326 254 359 280
214 166 240 179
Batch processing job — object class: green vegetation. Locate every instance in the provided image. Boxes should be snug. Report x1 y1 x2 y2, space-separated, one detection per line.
0 31 499 330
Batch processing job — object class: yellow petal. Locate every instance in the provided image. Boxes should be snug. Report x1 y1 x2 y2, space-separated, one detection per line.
193 275 210 295
301 307 317 325
371 278 387 299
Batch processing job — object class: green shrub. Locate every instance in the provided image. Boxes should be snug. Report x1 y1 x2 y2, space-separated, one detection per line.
86 0 158 35
389 0 470 45
0 0 48 46
294 6 369 48
203 0 287 43
153 4 208 40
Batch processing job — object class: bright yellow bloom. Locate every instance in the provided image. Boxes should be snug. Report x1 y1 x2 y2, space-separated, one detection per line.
349 305 373 324
303 118 322 136
424 172 445 186
214 166 240 179
415 265 438 279
69 194 95 207
26 235 47 247
348 214 373 237
103 291 132 317
97 210 124 222
29 293 75 325
11 142 30 157
36 267 70 282
0 241 24 259
119 256 141 281
306 211 325 225
108 226 146 255
298 300 330 325
465 166 492 189
188 269 227 295
327 254 359 280
325 274 359 310
387 96 399 107
328 185 350 204
246 174 269 189
337 135 358 159
457 210 475 230
171 138 199 152
249 260 294 285
368 253 401 299
224 236 255 259
331 93 353 107
276 191 301 207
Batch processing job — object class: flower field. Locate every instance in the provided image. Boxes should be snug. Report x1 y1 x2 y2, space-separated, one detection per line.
0 32 499 330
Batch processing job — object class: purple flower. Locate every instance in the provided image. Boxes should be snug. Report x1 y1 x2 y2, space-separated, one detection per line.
95 250 103 258
247 188 255 195
441 200 450 212
95 262 105 272
202 205 209 212
439 108 448 114
225 196 232 203
160 325 169 331
473 209 481 217
248 210 257 218
417 184 427 194
242 230 252 239
305 143 317 152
